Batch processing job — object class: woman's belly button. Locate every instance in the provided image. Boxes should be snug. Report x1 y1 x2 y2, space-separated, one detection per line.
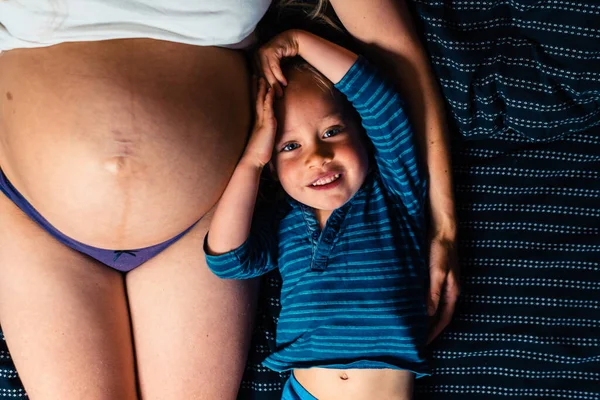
102 130 145 176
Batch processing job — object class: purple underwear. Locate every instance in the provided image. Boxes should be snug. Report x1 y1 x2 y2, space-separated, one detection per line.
0 169 197 272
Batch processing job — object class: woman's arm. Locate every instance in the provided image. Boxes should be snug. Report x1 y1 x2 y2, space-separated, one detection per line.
206 78 277 255
329 0 459 341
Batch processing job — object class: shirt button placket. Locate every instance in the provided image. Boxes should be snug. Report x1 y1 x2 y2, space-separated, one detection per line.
310 231 324 271
312 228 335 272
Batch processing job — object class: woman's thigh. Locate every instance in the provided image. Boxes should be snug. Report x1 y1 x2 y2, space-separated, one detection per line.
0 194 137 400
126 209 259 400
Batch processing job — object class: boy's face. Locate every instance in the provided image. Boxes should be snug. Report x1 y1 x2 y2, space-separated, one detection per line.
272 70 369 212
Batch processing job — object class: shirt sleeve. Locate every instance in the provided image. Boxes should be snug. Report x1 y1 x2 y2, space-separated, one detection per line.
204 206 279 279
334 56 426 215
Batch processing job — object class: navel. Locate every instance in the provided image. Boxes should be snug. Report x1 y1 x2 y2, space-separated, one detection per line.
103 130 139 176
104 156 130 175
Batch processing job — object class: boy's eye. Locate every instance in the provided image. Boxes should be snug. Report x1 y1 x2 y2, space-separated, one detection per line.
323 127 342 138
281 142 300 152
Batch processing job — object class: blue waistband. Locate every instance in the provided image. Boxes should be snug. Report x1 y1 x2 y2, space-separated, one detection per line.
281 373 317 400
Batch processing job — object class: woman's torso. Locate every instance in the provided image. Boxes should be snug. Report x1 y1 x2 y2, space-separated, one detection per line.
0 39 250 249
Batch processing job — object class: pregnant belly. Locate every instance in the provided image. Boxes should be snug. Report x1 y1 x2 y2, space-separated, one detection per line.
0 40 250 249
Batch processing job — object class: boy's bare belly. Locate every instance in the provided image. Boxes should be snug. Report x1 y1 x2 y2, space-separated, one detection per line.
0 39 250 249
294 368 414 400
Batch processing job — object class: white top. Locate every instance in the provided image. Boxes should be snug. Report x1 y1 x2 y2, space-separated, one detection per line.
0 0 272 51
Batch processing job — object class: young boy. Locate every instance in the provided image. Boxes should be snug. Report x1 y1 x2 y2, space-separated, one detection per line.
204 29 428 399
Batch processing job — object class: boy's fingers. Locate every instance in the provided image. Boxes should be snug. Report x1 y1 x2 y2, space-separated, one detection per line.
260 54 284 97
271 60 288 87
260 54 277 86
263 87 275 117
274 82 283 98
263 87 277 130
255 78 267 121
266 71 283 98
264 86 274 110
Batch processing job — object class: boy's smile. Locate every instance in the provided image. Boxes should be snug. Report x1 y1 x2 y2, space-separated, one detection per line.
308 172 342 190
272 68 369 223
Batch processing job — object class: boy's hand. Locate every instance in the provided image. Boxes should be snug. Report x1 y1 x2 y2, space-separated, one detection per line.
256 30 300 97
243 77 277 168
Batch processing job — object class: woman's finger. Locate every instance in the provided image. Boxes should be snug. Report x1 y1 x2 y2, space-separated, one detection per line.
427 272 460 343
427 244 460 343
427 240 450 316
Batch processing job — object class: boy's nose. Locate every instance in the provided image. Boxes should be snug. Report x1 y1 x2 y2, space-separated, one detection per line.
305 145 333 168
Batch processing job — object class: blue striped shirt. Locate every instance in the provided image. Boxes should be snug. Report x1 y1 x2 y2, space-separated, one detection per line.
205 57 429 375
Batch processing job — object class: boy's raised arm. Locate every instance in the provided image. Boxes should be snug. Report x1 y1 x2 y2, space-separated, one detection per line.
258 29 358 93
294 30 358 84
335 58 426 215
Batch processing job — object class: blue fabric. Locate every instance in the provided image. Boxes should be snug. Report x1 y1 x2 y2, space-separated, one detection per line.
206 57 429 375
410 0 600 141
413 129 600 399
281 374 317 400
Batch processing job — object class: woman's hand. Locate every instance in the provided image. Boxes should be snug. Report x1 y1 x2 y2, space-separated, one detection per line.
427 230 460 343
243 77 278 168
256 30 300 97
